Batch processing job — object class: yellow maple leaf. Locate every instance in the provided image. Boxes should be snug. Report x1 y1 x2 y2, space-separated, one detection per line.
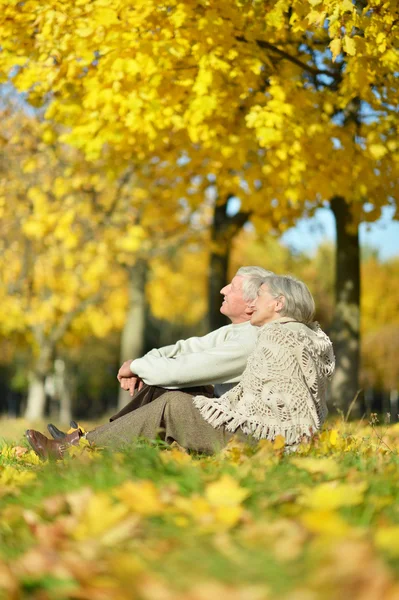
369 144 387 160
205 474 250 507
0 465 36 487
300 509 350 536
329 429 338 446
160 446 192 465
73 492 129 540
329 38 342 61
290 457 340 478
343 35 356 56
299 481 367 510
93 8 119 26
273 435 286 450
374 526 399 557
213 505 243 528
113 480 164 516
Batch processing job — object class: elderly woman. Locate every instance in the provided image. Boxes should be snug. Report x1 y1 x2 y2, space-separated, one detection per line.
26 275 334 457
194 274 335 447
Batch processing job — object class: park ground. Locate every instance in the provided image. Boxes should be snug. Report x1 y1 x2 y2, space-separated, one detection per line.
1 417 399 600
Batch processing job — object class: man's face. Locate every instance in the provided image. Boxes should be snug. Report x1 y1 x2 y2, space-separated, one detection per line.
220 275 253 324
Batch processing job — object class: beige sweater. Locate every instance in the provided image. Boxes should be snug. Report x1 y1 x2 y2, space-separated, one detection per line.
130 321 258 396
193 318 335 445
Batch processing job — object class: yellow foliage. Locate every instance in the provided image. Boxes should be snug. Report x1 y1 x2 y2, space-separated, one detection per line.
0 465 36 488
0 0 396 235
147 248 208 325
290 457 340 478
300 509 350 537
73 492 130 540
205 474 250 508
374 527 399 558
113 480 164 516
299 481 368 510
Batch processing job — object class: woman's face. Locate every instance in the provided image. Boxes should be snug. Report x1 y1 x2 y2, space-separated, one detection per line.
250 284 283 327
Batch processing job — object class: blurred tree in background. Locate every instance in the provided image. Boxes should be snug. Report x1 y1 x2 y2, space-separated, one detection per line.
0 0 398 417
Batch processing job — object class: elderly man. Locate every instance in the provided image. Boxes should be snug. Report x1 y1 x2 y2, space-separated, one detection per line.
27 266 272 457
111 265 272 418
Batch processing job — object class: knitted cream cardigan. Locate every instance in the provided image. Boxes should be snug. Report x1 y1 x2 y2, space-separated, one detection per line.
193 318 335 446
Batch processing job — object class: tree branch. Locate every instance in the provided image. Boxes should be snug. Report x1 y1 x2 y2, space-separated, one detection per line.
236 35 338 80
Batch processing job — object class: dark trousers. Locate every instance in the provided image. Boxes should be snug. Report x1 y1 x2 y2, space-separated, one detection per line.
110 383 215 422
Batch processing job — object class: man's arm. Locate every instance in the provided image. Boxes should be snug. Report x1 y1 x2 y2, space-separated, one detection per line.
130 333 256 389
143 326 231 359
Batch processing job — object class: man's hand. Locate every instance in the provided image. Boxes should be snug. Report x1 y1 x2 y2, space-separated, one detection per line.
117 360 144 397
117 359 135 381
119 376 144 397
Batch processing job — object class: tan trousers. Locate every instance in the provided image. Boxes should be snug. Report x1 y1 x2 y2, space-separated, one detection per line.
109 383 214 422
87 391 250 454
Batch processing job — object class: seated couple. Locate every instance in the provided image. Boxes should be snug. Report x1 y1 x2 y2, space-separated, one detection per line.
26 267 335 458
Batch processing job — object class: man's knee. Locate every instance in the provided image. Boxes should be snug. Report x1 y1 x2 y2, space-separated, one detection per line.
163 392 193 416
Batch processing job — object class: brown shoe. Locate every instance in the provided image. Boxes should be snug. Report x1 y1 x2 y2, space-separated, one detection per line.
26 429 82 460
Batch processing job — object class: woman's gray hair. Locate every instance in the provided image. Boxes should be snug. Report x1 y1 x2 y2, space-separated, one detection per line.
236 266 274 301
260 274 315 324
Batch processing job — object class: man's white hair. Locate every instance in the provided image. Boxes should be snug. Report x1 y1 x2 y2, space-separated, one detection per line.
235 266 274 301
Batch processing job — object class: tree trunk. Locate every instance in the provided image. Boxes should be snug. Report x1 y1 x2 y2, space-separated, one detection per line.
117 260 148 410
208 201 231 331
54 358 73 425
208 197 250 332
25 345 53 420
330 196 361 417
25 372 47 421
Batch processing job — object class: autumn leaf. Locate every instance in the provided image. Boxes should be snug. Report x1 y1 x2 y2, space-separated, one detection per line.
343 35 356 56
73 492 130 540
300 509 350 536
113 480 164 516
0 465 36 488
329 38 342 61
205 475 250 507
290 457 340 478
374 527 399 558
299 481 368 510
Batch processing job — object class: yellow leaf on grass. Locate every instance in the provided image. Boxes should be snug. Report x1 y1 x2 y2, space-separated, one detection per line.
329 430 338 446
19 450 41 466
300 509 350 536
375 526 399 557
205 475 250 507
114 480 163 516
291 457 340 478
300 481 367 510
160 445 192 465
0 466 36 487
273 435 286 450
73 493 129 540
214 506 243 528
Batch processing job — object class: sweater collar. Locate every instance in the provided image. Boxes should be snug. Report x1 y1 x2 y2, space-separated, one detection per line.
230 320 253 329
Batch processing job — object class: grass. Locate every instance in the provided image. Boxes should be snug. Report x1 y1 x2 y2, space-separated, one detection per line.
1 417 399 599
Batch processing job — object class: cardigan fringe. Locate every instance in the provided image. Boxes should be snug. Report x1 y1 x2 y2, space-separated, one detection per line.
193 396 313 445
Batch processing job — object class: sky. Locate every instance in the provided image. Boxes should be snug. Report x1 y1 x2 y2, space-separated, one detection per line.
281 205 399 261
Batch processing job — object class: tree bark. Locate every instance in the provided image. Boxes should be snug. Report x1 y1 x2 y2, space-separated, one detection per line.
208 202 231 331
25 373 47 421
25 345 53 420
117 260 148 410
330 196 361 416
208 197 250 332
54 358 73 425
